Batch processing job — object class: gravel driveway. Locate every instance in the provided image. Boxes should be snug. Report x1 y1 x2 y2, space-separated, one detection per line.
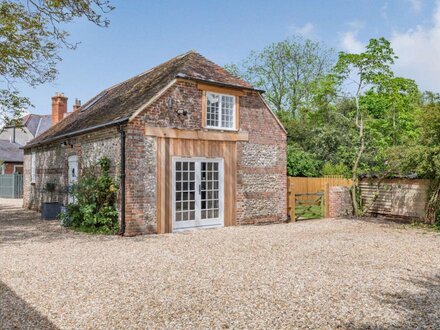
1 198 440 329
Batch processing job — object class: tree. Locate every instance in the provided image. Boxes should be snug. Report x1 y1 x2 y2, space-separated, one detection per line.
225 36 335 117
389 94 440 224
362 76 420 147
333 38 398 215
0 0 114 126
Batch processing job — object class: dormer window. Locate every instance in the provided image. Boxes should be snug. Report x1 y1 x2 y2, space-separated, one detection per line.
206 92 236 130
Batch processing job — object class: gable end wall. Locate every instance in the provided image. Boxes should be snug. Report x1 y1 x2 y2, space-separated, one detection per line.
125 80 287 234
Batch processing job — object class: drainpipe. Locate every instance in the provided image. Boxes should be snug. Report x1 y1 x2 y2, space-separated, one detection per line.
118 125 126 236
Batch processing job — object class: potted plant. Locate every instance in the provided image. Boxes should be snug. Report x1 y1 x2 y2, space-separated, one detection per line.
41 182 62 220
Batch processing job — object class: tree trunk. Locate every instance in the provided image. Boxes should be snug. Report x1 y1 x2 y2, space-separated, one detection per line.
425 180 440 224
350 89 365 216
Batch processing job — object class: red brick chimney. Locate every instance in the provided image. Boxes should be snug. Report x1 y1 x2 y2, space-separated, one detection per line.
72 98 81 112
51 93 68 125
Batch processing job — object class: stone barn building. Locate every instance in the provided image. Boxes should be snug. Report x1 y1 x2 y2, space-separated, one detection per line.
23 51 287 235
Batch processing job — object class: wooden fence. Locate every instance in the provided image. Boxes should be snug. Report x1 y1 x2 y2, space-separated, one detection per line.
287 176 352 221
359 178 430 220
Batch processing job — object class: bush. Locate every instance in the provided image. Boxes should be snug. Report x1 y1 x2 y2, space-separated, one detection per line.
286 145 321 177
322 162 351 178
62 157 119 234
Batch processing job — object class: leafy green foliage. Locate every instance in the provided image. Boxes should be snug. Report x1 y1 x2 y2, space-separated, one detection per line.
388 97 440 223
286 145 321 177
225 36 335 116
322 162 351 178
62 157 119 234
0 0 113 125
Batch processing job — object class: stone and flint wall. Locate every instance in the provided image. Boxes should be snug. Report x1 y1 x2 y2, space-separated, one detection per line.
237 91 287 225
23 127 121 211
24 79 288 235
328 186 353 218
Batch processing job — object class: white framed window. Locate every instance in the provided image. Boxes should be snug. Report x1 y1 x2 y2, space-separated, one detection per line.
206 92 236 130
31 152 36 183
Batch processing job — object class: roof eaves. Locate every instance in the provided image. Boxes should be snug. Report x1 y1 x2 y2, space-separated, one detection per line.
23 117 129 149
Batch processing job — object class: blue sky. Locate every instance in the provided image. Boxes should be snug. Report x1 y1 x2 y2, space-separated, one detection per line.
20 0 439 115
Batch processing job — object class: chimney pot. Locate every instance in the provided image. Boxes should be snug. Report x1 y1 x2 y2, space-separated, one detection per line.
51 92 68 125
73 98 81 112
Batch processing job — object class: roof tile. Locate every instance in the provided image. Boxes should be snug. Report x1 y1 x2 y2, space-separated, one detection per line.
27 51 252 147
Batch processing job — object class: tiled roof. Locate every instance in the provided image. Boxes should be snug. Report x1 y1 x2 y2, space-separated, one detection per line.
26 51 254 148
0 140 23 162
22 114 52 137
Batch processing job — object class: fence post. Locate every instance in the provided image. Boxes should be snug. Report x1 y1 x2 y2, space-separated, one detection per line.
12 174 16 198
289 192 296 222
288 179 296 222
324 182 330 218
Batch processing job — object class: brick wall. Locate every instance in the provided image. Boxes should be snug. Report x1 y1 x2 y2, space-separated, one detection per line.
124 119 156 236
328 186 353 218
139 79 202 129
23 127 121 211
1 162 23 174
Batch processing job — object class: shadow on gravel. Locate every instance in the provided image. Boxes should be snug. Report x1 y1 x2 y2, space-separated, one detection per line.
0 200 125 245
0 280 58 329
0 200 74 246
345 274 440 329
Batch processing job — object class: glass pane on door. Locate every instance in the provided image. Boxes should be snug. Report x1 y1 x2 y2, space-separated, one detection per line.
201 161 220 220
174 161 196 222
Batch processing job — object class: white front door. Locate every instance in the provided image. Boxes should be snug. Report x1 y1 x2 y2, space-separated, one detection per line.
68 155 78 204
172 157 224 231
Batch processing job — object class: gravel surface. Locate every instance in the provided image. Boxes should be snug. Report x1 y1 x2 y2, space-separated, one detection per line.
1 198 440 329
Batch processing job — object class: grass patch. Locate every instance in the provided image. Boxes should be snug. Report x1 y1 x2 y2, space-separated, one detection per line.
408 220 440 233
295 205 323 220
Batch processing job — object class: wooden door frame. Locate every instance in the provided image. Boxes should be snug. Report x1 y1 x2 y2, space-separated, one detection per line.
155 137 237 234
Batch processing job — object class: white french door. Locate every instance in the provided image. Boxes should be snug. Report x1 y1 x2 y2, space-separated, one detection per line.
172 157 224 231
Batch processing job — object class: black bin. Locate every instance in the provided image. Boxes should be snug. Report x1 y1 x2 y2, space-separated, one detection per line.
41 202 62 220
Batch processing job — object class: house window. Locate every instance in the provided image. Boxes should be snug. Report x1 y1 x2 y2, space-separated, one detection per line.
206 92 235 130
31 152 36 183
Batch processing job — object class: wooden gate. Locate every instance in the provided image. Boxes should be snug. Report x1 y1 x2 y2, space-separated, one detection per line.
287 176 352 221
292 192 324 220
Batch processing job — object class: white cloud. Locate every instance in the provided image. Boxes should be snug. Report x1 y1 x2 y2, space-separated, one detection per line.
288 22 315 37
340 31 364 53
408 0 422 13
339 20 365 53
391 2 440 91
